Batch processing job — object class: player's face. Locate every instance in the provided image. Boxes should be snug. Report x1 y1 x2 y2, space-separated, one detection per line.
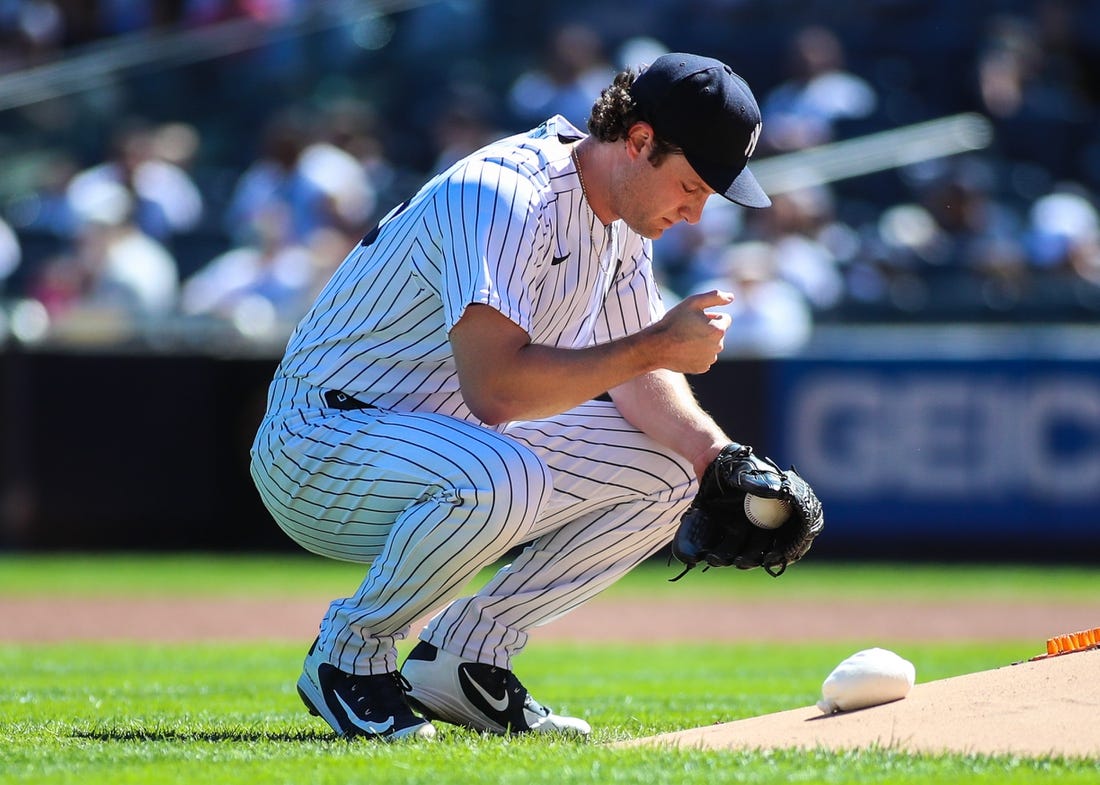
610 135 715 239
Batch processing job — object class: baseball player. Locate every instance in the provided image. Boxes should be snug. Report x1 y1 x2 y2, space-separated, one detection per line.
250 53 773 741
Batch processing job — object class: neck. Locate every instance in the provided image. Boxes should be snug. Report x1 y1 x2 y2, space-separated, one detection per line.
572 138 615 225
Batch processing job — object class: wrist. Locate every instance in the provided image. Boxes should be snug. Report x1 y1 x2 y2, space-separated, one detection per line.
691 439 730 480
634 322 673 374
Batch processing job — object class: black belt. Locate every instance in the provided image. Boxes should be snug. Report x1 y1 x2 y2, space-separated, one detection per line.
323 390 375 411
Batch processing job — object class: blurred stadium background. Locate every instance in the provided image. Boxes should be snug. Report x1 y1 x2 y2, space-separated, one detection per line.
1 0 1098 559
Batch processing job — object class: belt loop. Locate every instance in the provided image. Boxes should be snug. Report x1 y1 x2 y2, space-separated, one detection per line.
323 390 374 411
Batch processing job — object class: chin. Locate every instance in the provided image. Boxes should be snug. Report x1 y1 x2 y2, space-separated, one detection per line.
622 215 669 239
635 223 665 240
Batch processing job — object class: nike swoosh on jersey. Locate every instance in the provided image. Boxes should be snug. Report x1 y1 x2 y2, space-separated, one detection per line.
459 667 511 713
551 253 571 266
333 693 396 735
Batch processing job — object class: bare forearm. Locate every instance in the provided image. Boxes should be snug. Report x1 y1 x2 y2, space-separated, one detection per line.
452 291 735 426
610 369 729 478
489 334 659 422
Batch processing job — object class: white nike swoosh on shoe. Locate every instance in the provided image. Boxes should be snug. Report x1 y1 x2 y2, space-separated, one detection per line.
460 668 510 713
334 693 396 735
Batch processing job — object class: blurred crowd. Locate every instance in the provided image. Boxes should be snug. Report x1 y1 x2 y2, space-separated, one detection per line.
1 0 1099 356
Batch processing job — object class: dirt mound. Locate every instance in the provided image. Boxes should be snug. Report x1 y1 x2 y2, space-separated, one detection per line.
621 649 1100 759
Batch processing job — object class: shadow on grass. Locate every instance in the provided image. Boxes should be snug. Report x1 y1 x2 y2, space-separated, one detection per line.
70 726 337 743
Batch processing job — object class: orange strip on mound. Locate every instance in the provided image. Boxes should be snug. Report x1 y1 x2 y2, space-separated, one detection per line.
620 650 1100 759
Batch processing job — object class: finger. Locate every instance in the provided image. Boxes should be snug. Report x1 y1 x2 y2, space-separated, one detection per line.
707 311 732 331
689 289 735 309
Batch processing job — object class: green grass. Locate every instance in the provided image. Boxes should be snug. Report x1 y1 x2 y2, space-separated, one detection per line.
2 552 1099 601
3 641 1096 785
3 555 1100 784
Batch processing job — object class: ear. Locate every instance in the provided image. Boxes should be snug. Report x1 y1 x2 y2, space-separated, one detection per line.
625 121 654 160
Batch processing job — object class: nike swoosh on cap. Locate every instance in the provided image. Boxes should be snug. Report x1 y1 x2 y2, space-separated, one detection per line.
551 253 570 265
334 692 396 735
459 667 510 713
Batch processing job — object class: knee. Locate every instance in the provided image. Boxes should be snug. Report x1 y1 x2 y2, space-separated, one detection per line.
459 447 551 547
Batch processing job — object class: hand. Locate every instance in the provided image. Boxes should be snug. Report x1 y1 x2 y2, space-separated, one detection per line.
650 290 733 374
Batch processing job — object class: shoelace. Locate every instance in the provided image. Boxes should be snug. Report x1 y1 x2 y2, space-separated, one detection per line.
392 671 415 694
490 666 553 717
523 694 551 717
344 671 415 715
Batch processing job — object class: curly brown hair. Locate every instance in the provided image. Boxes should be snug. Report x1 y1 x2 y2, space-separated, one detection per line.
587 67 681 165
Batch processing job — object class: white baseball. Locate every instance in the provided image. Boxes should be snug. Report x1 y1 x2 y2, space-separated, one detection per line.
744 494 790 529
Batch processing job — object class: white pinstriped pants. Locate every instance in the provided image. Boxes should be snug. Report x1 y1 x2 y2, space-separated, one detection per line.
250 396 696 675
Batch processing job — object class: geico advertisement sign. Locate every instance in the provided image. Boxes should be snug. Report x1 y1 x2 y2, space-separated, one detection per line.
786 372 1100 499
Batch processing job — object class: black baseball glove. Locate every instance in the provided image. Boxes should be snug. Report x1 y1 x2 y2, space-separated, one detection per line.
670 443 824 579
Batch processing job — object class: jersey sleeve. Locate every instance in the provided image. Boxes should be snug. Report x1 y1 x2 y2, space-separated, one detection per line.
593 233 664 344
427 159 548 336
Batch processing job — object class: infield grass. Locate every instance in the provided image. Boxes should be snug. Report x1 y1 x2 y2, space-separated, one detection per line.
3 555 1099 784
2 552 1098 601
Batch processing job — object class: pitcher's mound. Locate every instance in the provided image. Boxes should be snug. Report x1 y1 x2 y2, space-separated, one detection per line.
622 649 1100 759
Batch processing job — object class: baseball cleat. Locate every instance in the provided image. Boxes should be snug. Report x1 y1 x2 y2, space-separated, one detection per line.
296 638 436 741
401 641 591 736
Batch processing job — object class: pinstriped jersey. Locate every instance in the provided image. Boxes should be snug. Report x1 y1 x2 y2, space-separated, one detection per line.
269 115 664 422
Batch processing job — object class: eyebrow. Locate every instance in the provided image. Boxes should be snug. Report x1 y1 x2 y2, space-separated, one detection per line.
687 170 713 194
688 178 714 195
675 154 712 193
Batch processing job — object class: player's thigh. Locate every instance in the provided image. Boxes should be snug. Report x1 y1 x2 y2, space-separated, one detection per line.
503 399 695 511
252 408 550 559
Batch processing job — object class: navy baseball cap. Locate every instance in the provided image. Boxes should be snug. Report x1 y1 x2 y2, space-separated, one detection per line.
630 53 771 208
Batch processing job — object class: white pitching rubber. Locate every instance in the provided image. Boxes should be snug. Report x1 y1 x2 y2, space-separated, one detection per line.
817 647 916 714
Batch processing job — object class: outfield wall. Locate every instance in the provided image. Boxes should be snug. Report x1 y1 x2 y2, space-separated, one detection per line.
771 356 1100 559
2 326 1099 560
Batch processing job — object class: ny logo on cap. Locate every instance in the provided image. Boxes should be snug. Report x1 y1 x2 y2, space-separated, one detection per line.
745 122 762 159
